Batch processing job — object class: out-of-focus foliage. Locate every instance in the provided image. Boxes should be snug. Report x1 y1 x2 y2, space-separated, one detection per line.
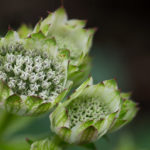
114 133 149 150
0 138 29 150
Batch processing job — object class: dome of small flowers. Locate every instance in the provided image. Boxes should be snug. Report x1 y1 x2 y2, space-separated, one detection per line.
0 43 65 102
0 30 72 115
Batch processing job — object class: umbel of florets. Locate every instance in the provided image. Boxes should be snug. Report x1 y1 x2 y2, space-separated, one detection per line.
0 30 72 115
0 43 64 101
50 77 138 144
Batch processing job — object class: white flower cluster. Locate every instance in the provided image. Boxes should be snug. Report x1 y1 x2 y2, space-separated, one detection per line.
0 43 65 102
68 96 110 128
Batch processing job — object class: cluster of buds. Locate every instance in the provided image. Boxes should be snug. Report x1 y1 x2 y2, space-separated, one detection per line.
0 7 138 149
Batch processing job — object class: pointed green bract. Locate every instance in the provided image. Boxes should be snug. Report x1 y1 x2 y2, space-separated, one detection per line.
121 92 132 99
0 80 13 108
68 56 91 87
17 24 32 38
109 92 138 132
77 125 98 144
30 138 62 150
0 30 72 116
50 77 121 144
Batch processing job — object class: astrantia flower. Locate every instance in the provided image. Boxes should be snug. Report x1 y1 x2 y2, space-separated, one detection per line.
0 30 72 115
50 77 121 144
19 8 96 87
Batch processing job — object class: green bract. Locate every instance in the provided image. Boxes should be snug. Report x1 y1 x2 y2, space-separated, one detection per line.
50 77 121 144
18 24 32 38
109 92 138 132
0 30 72 116
30 137 63 150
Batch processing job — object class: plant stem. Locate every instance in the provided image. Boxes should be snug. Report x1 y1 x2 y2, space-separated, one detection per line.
0 110 17 139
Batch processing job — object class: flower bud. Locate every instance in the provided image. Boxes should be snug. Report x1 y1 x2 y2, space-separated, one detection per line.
50 77 121 144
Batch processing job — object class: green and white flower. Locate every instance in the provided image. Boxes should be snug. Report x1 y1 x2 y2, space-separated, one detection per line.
21 8 96 87
50 77 121 144
0 30 72 116
33 8 95 64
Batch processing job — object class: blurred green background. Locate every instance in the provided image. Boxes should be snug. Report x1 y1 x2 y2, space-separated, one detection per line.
0 0 150 150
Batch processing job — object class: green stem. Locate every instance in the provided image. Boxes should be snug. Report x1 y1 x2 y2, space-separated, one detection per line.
0 110 17 139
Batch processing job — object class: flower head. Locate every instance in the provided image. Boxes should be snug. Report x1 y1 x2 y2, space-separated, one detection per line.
0 30 72 115
33 8 95 65
50 77 121 144
20 8 96 87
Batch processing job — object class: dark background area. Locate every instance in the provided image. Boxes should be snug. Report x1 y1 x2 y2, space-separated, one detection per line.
0 0 150 149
